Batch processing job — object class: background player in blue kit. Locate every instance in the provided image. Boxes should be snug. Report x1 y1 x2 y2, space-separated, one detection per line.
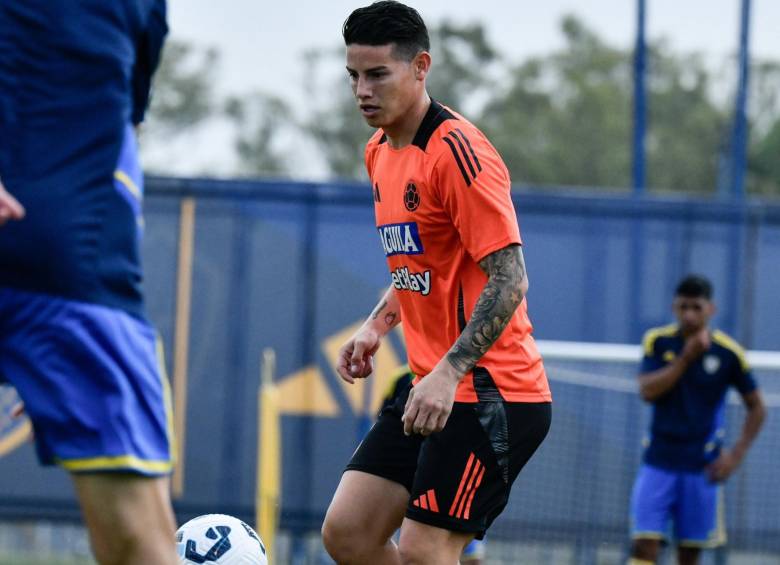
629 275 766 565
0 1 177 564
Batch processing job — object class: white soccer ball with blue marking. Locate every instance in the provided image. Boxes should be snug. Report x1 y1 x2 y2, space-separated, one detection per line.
176 514 268 565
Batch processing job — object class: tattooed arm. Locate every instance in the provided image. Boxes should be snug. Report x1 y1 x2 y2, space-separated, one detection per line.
447 244 527 374
335 286 402 384
367 286 403 333
402 244 527 436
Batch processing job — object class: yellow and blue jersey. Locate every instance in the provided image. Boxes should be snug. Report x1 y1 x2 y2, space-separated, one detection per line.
0 0 167 319
640 324 757 471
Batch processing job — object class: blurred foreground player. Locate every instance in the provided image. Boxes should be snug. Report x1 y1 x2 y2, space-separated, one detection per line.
629 275 765 565
0 2 177 564
322 3 551 564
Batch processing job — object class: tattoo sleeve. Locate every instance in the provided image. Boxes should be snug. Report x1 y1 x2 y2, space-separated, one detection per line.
446 244 527 375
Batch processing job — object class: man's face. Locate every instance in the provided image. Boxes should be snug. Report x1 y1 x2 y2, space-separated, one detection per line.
345 43 424 130
673 295 714 334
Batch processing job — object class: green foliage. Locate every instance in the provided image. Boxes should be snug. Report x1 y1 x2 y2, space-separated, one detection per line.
747 61 780 195
146 40 217 132
426 21 498 110
148 21 780 194
480 16 632 188
749 119 780 194
301 47 374 180
225 94 293 176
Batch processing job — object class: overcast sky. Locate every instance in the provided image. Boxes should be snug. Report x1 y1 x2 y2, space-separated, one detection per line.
170 0 779 98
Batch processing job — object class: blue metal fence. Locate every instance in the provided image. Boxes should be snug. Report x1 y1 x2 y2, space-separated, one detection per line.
0 177 778 552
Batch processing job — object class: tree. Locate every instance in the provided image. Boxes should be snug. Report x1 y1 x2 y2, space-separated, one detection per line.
480 16 632 189
145 40 218 133
139 40 221 175
747 61 780 195
426 21 498 111
225 93 293 177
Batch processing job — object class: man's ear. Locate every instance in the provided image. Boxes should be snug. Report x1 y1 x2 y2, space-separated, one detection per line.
413 51 431 80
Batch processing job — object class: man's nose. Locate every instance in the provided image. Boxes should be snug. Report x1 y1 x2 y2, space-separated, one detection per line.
355 77 371 99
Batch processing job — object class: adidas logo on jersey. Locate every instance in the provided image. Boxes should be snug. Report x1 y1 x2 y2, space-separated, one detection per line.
378 222 424 257
391 266 431 296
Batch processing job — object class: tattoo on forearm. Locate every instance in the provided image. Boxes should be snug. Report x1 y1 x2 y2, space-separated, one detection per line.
371 299 399 328
371 300 387 320
447 245 526 374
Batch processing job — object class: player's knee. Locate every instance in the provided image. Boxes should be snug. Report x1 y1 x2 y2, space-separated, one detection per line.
321 512 369 563
398 540 437 565
398 530 453 565
89 529 138 565
89 515 174 565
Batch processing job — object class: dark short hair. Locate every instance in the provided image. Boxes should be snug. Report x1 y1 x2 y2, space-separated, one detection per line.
675 274 713 300
343 1 430 61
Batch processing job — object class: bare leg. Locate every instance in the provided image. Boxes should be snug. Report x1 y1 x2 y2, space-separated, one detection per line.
629 538 661 565
72 473 177 565
398 517 473 565
677 546 701 565
322 470 409 565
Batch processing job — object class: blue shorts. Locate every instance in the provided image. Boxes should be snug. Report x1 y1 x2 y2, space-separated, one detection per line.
630 463 725 547
0 287 174 476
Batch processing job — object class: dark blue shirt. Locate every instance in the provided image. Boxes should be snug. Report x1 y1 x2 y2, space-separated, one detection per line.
0 0 167 318
640 324 757 471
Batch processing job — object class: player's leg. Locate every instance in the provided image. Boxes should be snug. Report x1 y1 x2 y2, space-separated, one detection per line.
322 384 423 564
73 473 177 565
398 400 550 565
629 539 661 564
322 470 408 565
673 470 724 565
629 463 676 563
676 546 701 565
398 518 472 565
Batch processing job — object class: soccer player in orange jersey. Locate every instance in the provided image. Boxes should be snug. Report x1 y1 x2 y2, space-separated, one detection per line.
321 3 552 564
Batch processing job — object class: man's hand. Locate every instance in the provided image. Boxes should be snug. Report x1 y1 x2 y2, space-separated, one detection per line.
336 326 381 384
707 448 742 482
402 360 461 436
0 180 25 226
681 328 710 363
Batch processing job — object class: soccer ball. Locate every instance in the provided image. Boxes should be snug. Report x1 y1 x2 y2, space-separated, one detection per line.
176 514 268 565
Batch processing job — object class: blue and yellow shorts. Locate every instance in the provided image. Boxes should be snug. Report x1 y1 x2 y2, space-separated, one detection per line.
631 463 725 548
0 287 175 476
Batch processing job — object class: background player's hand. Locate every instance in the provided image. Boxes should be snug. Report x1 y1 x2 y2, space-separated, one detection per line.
336 326 380 384
402 360 460 436
706 448 741 482
11 402 24 420
681 328 710 363
0 179 25 226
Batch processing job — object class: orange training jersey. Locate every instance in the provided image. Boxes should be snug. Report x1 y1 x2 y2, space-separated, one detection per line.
366 100 550 403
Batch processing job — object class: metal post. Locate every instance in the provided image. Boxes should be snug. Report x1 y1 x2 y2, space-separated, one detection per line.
632 0 647 195
731 0 752 199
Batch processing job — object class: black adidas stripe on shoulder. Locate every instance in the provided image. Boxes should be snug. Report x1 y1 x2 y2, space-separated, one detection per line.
411 99 456 151
442 128 482 187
